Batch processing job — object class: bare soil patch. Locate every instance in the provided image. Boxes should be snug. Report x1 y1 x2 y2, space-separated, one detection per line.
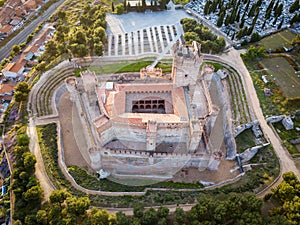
173 159 238 184
58 92 91 169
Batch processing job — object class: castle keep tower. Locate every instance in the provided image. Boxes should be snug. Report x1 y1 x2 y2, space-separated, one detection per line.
171 41 203 88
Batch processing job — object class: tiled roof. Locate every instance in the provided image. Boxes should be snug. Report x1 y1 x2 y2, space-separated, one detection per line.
0 84 14 94
2 59 26 73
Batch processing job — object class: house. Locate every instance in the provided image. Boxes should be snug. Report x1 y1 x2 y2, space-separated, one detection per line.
23 0 42 11
9 16 22 26
0 25 14 36
0 84 15 96
22 25 55 57
0 7 15 27
1 60 26 78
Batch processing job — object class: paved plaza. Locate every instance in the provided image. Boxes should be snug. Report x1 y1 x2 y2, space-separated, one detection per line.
105 10 193 57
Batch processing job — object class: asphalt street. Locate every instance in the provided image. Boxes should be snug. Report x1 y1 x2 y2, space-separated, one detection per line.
0 0 66 61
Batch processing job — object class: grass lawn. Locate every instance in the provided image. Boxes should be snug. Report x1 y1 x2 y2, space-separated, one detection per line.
88 59 173 74
258 29 296 51
260 57 300 99
235 128 257 152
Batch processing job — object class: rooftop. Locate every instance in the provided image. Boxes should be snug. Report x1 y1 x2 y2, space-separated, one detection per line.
97 82 190 124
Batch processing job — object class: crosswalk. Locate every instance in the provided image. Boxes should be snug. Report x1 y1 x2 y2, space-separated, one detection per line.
105 24 183 57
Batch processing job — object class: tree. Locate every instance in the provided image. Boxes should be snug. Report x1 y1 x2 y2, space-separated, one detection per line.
44 40 58 62
183 32 200 43
270 172 300 225
94 27 107 44
157 206 169 218
289 0 299 13
23 152 36 172
133 204 144 219
112 2 115 12
14 82 30 103
36 62 46 72
204 0 211 15
123 0 127 11
116 3 124 14
26 34 34 44
159 0 166 10
70 43 88 57
224 14 231 26
250 32 261 42
217 11 225 27
116 211 131 225
142 0 146 11
36 210 48 225
291 14 300 24
12 45 21 54
89 208 116 225
50 190 71 205
57 10 66 21
66 196 90 216
243 45 266 60
277 17 284 29
174 208 186 224
94 43 103 56
22 185 43 202
142 208 158 225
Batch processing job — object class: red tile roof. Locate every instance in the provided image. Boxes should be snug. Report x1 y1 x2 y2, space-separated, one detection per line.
2 59 26 73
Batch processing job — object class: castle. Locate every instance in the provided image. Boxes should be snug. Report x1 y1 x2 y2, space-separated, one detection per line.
65 41 233 180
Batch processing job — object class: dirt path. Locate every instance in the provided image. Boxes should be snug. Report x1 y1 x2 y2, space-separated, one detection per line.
27 118 56 201
219 49 300 194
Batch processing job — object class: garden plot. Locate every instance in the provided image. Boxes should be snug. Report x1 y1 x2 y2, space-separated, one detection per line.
259 29 296 51
260 57 300 99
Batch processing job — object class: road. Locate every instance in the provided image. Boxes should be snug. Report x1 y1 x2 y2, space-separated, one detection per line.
0 0 66 61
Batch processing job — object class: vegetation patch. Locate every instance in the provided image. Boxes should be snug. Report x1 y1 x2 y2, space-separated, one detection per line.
260 56 300 99
181 18 226 53
202 62 224 71
272 119 300 157
36 123 85 197
235 129 257 153
258 29 296 51
68 165 203 192
88 60 172 74
243 56 299 116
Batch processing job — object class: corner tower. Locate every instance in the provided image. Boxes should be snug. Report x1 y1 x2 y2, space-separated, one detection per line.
171 41 203 88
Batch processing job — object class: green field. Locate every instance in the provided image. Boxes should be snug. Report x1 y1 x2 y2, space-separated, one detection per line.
259 29 296 51
86 59 173 74
260 57 300 99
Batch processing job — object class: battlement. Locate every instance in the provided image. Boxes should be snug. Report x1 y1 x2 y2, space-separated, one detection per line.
102 148 206 158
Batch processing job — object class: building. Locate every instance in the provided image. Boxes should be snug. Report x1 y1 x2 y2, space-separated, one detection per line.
65 41 234 180
1 60 26 79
